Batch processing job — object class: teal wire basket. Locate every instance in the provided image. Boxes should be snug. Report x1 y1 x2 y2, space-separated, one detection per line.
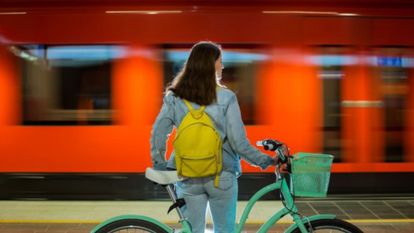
290 153 334 197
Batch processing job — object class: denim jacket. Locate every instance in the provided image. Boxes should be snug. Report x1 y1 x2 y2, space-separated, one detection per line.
150 87 274 176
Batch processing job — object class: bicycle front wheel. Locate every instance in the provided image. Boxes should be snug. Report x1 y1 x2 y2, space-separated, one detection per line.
291 218 363 233
94 219 170 233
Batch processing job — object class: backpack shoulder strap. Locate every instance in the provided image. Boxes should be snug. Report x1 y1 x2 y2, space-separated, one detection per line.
183 99 193 111
183 99 206 119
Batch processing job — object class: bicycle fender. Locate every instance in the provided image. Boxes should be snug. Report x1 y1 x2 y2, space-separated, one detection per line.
284 214 336 233
90 214 174 233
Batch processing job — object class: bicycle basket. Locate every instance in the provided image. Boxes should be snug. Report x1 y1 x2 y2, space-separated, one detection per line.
290 153 334 197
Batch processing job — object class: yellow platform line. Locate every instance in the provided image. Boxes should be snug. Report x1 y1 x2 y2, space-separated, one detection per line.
1 219 414 224
0 219 101 224
348 219 414 223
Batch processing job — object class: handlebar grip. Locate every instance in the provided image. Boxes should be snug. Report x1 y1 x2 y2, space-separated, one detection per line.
263 139 281 151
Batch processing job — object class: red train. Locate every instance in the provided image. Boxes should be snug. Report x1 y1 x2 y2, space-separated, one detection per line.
0 0 413 198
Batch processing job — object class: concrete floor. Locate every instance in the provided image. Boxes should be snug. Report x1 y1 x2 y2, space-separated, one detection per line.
0 199 413 232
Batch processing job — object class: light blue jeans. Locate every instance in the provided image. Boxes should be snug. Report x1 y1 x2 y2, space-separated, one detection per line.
176 171 238 233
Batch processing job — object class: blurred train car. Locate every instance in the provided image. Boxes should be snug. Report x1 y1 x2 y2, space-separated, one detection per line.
0 0 414 199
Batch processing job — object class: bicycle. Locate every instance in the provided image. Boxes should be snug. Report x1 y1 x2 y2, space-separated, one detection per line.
91 139 363 233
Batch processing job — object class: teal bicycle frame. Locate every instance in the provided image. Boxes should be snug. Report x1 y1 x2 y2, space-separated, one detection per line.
91 169 335 233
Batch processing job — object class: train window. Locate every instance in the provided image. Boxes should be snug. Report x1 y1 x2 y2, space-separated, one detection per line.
10 45 122 125
163 46 269 125
316 47 348 162
374 47 411 162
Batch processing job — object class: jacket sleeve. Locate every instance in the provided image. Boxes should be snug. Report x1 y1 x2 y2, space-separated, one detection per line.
225 94 274 169
150 94 175 170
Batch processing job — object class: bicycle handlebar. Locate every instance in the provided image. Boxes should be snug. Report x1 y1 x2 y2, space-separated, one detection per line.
256 139 289 163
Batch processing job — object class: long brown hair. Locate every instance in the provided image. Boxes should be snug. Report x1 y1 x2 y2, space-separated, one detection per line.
167 41 221 105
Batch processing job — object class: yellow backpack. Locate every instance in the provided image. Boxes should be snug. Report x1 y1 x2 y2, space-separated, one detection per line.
174 99 222 187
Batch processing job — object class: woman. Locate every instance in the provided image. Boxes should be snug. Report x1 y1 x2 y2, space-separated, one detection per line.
150 41 275 233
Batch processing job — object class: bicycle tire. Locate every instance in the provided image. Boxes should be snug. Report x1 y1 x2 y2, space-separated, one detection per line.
93 218 170 233
291 218 363 233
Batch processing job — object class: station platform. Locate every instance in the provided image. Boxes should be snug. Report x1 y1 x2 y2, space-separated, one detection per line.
0 197 413 232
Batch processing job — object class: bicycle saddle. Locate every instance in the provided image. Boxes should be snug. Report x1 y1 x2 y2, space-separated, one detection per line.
145 167 184 185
